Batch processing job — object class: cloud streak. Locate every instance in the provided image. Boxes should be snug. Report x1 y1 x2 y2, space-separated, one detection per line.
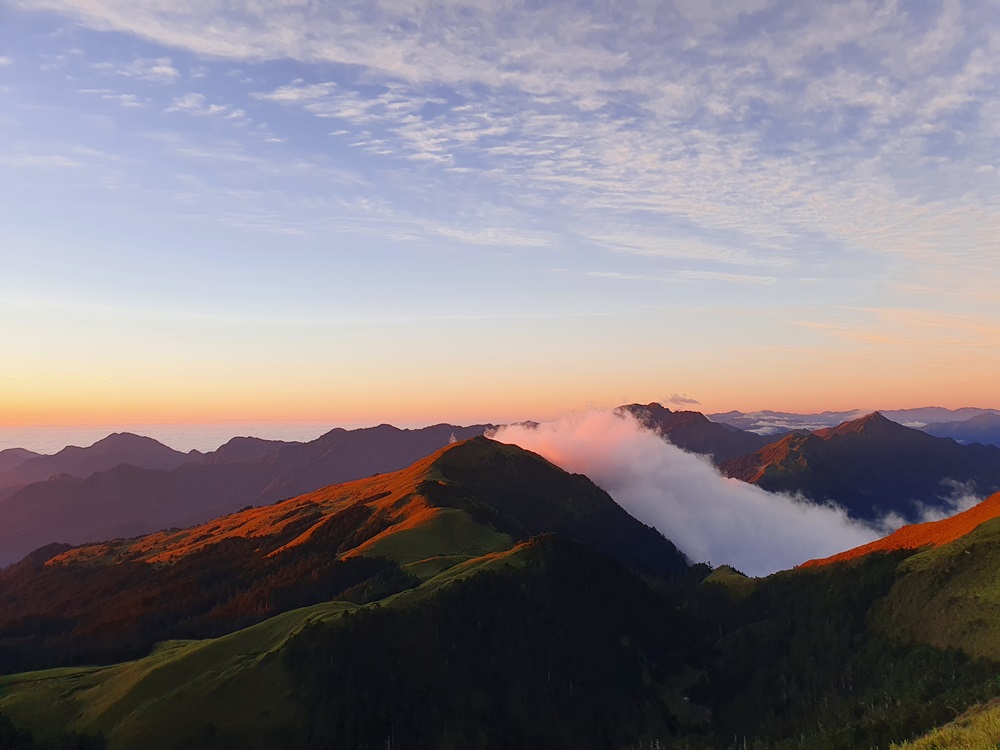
492 410 882 576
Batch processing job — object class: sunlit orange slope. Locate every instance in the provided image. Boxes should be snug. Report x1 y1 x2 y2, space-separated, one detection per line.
800 492 1000 568
48 436 686 576
50 440 455 567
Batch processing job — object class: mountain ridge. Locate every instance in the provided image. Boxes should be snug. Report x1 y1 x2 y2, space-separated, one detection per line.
722 412 1000 521
801 491 1000 567
0 437 684 674
619 402 773 463
0 432 195 490
0 422 492 567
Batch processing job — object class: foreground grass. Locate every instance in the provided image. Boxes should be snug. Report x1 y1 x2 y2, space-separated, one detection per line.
890 700 1000 750
0 543 531 750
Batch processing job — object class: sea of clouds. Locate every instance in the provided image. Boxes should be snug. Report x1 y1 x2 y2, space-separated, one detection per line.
490 409 958 577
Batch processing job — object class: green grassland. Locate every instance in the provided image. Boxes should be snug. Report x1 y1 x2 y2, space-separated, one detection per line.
0 600 354 749
889 699 1000 750
357 506 513 572
0 535 537 750
874 516 1000 660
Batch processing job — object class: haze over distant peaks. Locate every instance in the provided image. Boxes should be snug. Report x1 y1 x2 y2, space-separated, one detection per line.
0 432 194 490
710 406 1000 436
722 412 1000 522
0 448 41 475
922 412 1000 448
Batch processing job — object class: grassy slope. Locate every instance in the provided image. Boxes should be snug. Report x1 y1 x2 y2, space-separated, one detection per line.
0 436 682 747
873 515 1000 660
0 544 531 750
350 506 513 574
889 700 1000 750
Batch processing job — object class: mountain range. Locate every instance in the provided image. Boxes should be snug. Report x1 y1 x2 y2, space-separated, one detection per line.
7 406 1000 567
0 423 489 567
619 402 773 462
922 411 1000 446
4 434 1000 748
0 433 197 492
711 406 1000 446
722 411 1000 521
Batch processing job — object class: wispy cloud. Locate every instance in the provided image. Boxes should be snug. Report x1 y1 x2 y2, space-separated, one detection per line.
798 308 1000 350
667 394 701 407
79 88 145 107
7 0 1000 384
0 152 83 169
16 0 998 284
493 409 881 576
94 56 180 83
166 93 247 122
586 269 778 285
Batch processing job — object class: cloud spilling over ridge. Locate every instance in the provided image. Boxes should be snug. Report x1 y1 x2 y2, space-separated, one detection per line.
491 410 881 577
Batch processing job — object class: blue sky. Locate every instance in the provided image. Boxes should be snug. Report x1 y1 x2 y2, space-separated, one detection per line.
2 0 999 424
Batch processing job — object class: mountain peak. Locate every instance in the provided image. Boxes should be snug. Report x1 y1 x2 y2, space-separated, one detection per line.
813 411 909 439
617 402 771 463
90 432 167 450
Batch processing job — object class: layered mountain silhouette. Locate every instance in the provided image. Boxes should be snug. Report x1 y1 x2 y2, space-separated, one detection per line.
5 431 1000 749
921 412 1000 447
0 448 40 475
0 423 489 567
619 402 772 463
0 433 195 491
710 406 1000 435
722 412 1000 521
0 437 684 673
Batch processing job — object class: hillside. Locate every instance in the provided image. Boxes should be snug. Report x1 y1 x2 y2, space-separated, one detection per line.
870 513 1000 661
0 534 695 750
0 423 490 567
722 412 1000 521
0 437 684 673
6 432 1000 749
7 486 1000 750
802 491 1000 567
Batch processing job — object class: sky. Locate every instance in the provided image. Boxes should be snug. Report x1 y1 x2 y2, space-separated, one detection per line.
2 0 999 427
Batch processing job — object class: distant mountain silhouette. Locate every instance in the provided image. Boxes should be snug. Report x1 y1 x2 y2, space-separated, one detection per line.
0 448 41 474
619 402 772 463
0 423 490 567
920 412 1000 448
709 408 860 434
0 433 194 490
722 412 1000 521
197 435 293 464
709 406 1000 435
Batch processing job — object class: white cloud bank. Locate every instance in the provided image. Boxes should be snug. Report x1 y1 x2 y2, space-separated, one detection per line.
491 410 883 576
